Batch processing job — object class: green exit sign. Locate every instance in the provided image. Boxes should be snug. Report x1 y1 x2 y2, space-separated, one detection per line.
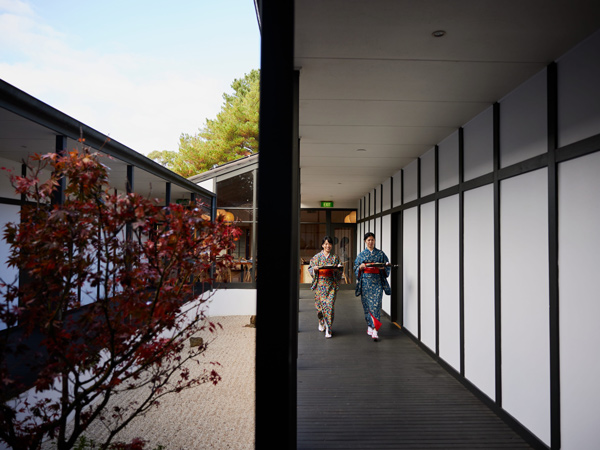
320 201 334 208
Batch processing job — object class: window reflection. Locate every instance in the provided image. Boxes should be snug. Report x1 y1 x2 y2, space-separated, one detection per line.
299 209 356 284
217 172 255 283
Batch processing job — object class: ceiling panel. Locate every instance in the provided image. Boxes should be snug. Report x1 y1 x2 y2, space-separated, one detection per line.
294 0 600 207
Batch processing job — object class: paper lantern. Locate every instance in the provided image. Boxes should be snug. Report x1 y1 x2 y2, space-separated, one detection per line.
344 211 357 223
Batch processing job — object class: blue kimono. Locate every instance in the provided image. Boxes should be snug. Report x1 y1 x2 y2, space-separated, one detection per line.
354 248 391 329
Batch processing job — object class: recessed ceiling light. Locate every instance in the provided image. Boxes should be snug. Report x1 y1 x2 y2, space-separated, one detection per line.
432 30 446 37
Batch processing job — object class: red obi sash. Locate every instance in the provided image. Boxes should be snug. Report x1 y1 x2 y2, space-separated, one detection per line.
319 269 334 277
363 267 380 274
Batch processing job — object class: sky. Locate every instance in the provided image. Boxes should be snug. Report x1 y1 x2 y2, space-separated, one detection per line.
0 0 261 155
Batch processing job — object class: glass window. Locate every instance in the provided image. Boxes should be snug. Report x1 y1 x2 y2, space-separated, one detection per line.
333 227 355 284
226 208 253 222
331 210 356 223
216 172 256 284
301 209 326 223
300 223 327 262
217 172 253 208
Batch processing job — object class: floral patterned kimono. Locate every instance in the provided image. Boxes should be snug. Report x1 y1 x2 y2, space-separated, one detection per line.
354 248 390 329
308 251 341 331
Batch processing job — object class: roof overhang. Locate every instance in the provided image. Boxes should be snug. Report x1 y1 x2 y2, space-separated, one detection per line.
0 79 215 205
289 0 600 208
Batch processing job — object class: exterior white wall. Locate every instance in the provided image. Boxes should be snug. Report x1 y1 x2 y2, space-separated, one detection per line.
463 184 495 400
558 151 600 449
557 30 600 148
437 195 460 371
499 69 547 168
438 131 459 190
204 288 257 317
392 170 402 207
198 179 215 193
381 214 392 315
419 202 435 349
382 177 392 212
403 160 418 203
463 105 493 181
402 207 418 334
359 30 600 447
500 169 550 444
420 147 435 197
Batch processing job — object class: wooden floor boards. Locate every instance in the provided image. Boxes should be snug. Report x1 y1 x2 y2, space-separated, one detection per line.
297 289 534 449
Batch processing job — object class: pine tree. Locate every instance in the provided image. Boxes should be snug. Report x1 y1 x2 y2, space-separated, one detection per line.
150 69 259 177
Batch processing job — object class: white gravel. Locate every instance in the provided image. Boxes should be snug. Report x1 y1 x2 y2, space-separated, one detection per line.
74 316 256 450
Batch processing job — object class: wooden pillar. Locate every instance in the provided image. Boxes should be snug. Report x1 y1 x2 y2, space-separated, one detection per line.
255 0 298 448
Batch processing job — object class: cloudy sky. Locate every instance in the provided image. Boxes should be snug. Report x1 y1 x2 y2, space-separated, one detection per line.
0 0 261 155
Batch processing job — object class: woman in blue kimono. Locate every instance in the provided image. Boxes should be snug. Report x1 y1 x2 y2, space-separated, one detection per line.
354 232 391 340
308 236 342 338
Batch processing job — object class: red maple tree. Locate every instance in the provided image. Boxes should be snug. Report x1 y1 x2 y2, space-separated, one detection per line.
0 147 240 449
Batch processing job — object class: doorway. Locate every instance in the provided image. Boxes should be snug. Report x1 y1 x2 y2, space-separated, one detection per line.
299 209 356 287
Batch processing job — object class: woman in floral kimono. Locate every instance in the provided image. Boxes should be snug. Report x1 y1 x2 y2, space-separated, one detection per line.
308 236 342 338
354 232 391 340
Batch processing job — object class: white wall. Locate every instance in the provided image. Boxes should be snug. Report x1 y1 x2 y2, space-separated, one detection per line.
419 202 435 350
557 30 600 148
463 184 495 401
359 30 600 447
438 131 459 190
381 213 392 314
420 147 435 197
402 207 418 334
500 169 550 445
403 160 418 203
204 288 256 317
499 69 547 168
558 151 600 449
463 105 493 181
438 195 460 372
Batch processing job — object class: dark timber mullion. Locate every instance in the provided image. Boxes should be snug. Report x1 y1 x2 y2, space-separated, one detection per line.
417 157 422 340
165 182 171 206
20 163 27 205
557 132 600 162
126 165 134 242
390 176 398 322
380 183 383 248
369 192 371 230
390 176 393 209
458 128 465 377
493 102 502 407
547 62 561 450
435 145 440 355
255 1 297 446
52 135 67 206
399 169 405 326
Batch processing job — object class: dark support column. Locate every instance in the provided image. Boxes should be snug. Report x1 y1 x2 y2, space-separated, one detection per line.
165 182 171 206
493 103 502 406
126 165 134 194
434 145 440 355
417 158 421 340
52 135 67 206
459 127 465 377
256 1 297 448
20 164 27 205
126 165 134 241
547 62 561 450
